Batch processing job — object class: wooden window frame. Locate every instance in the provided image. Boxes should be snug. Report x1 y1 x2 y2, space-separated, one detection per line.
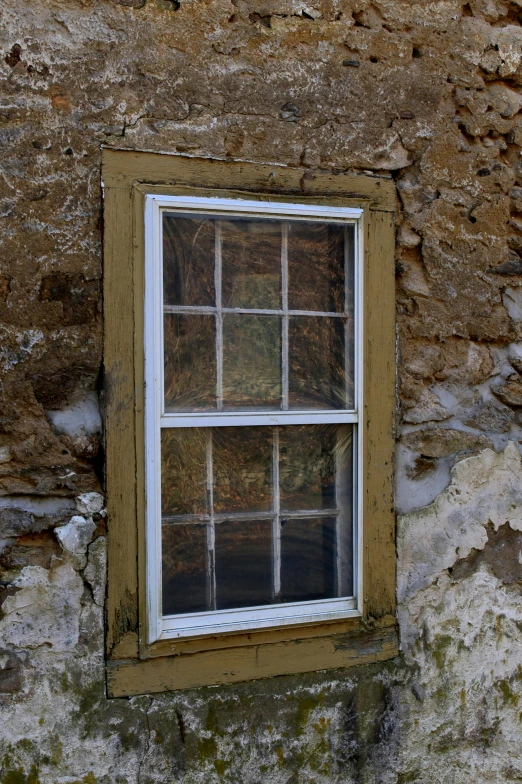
102 149 397 697
147 197 362 642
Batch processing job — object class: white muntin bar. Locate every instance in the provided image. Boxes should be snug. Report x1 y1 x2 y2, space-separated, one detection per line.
272 427 281 599
164 305 347 318
281 223 289 411
215 220 223 411
162 508 341 525
335 432 342 597
206 431 217 611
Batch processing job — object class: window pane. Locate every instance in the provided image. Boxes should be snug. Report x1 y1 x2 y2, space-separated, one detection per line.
222 219 281 310
288 223 347 313
279 425 339 511
161 429 208 516
159 424 353 616
215 519 273 609
280 517 337 603
162 523 208 615
223 314 281 409
163 214 215 307
213 428 272 513
288 316 347 409
164 313 216 411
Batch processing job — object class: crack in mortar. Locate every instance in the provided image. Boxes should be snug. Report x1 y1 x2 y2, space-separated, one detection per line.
136 696 153 784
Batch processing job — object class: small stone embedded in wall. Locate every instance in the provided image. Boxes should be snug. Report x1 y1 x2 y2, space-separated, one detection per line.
0 651 23 694
401 428 493 458
0 562 84 651
493 375 522 406
76 492 105 517
83 536 107 607
462 401 514 433
55 515 96 570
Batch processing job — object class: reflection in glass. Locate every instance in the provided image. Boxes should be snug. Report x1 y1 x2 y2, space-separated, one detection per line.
164 313 216 411
288 316 346 409
213 428 272 513
288 222 346 313
222 219 281 310
162 523 208 615
280 517 337 602
161 429 208 516
159 424 354 616
279 425 337 511
215 519 273 609
163 214 215 307
223 314 281 409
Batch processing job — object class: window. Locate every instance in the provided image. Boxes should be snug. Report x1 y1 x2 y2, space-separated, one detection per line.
103 150 396 695
145 198 363 642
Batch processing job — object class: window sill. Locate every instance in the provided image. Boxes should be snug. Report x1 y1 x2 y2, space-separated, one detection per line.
107 621 398 697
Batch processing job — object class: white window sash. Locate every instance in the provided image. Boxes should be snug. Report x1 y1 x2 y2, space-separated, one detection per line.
144 194 364 644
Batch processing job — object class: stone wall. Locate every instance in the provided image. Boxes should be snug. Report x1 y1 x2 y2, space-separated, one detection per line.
2 0 522 781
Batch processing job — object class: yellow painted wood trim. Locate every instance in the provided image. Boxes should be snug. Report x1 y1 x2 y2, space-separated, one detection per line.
107 627 399 697
104 186 139 655
103 150 397 690
363 210 397 620
102 149 395 211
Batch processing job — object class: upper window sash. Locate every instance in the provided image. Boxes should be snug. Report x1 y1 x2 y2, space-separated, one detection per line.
144 195 364 429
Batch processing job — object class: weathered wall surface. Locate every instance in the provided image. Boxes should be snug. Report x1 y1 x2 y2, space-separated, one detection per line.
2 0 522 781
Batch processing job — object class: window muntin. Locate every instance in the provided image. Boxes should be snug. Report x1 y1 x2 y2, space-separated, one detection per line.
145 197 363 642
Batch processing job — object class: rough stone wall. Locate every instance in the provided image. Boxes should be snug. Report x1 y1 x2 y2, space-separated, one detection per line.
2 0 522 781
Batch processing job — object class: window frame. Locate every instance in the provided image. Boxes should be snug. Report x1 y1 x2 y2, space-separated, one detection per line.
144 196 365 643
102 149 397 697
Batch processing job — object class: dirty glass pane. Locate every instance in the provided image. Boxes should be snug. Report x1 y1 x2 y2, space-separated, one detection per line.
288 316 347 409
162 523 208 615
222 219 281 310
288 222 347 313
222 314 281 409
280 517 337 603
163 214 215 307
213 428 273 513
161 429 208 517
280 425 339 511
164 313 216 411
215 519 273 610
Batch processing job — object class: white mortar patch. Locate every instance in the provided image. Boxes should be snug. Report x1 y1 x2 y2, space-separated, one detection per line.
0 563 83 651
397 441 522 603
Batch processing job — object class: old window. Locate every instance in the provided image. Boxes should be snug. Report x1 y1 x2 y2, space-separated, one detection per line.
103 150 396 695
145 198 362 642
